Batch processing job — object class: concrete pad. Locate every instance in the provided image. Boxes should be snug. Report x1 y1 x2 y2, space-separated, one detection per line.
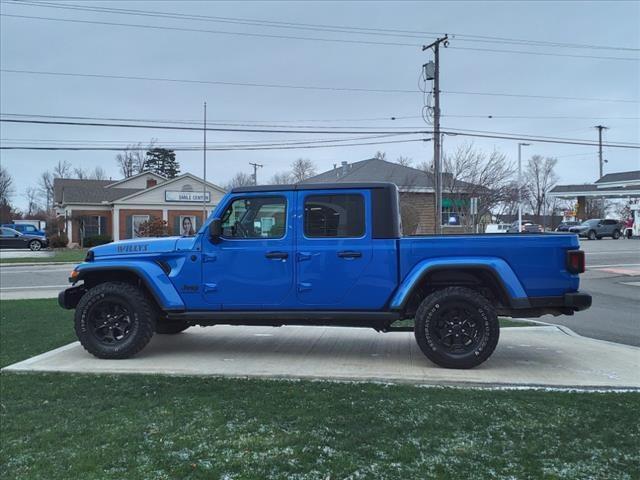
0 287 65 300
4 325 639 389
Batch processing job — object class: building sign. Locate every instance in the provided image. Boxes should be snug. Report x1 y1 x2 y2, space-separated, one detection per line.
165 191 211 202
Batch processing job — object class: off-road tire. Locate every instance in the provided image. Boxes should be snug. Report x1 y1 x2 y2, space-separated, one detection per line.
155 320 190 334
28 240 42 251
612 230 621 240
587 230 597 240
414 287 499 369
74 282 156 359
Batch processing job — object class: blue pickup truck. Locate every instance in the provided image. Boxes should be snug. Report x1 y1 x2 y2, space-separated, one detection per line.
59 182 591 368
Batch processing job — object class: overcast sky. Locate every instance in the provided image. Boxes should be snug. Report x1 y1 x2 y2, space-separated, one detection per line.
1 0 639 210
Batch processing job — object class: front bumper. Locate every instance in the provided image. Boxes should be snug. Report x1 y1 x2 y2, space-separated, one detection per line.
58 285 86 310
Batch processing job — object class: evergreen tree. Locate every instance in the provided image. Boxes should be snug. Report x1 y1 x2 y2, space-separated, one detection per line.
143 148 180 178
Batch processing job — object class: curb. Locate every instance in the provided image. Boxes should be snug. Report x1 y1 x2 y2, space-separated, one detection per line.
0 262 79 268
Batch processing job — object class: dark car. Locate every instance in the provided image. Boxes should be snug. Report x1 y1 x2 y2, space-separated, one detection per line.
507 220 543 233
569 219 623 240
555 221 580 232
0 227 49 251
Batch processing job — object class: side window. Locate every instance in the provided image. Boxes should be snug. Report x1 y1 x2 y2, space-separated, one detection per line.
304 194 365 238
0 228 10 237
221 196 287 239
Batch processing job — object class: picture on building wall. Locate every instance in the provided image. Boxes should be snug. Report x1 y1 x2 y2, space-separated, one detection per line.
132 215 149 239
180 215 197 236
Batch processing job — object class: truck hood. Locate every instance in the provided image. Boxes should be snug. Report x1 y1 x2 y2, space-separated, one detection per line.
90 237 182 258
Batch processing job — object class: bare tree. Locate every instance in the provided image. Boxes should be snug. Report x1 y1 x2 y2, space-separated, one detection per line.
116 141 154 178
0 165 14 204
438 143 516 231
373 151 387 161
38 160 72 211
270 171 293 185
290 158 317 183
224 172 254 190
395 156 413 167
23 186 41 216
74 167 87 179
91 166 108 180
524 155 559 222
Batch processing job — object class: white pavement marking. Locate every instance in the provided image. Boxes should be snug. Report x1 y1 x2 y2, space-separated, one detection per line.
3 325 639 389
620 281 640 287
589 263 640 268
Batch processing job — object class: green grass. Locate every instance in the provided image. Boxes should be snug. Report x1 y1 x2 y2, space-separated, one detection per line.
0 248 87 264
1 299 638 480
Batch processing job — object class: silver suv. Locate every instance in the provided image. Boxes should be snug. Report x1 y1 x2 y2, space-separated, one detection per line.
569 219 623 240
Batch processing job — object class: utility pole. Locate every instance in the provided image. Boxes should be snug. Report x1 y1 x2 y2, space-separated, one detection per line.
249 162 263 185
202 101 207 223
422 35 448 234
517 142 530 232
594 125 608 179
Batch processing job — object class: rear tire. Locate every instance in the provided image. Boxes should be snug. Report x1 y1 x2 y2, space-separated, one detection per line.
587 230 597 240
74 282 156 359
612 230 621 239
414 287 499 369
28 240 42 251
155 320 189 334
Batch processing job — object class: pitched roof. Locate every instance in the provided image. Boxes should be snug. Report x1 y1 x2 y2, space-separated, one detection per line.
595 170 640 184
302 158 438 189
54 178 142 204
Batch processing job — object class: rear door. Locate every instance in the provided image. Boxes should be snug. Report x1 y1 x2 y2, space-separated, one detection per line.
295 189 372 307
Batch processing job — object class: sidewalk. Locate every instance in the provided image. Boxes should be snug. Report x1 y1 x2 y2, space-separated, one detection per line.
4 325 639 390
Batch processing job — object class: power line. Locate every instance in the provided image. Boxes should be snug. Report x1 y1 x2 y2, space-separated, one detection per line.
6 0 639 53
2 117 639 149
1 12 637 62
2 69 638 104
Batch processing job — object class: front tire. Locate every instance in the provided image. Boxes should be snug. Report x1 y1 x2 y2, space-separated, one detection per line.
587 230 597 240
28 240 42 251
74 282 156 359
414 287 499 369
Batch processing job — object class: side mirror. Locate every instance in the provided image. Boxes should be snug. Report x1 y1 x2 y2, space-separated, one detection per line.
209 218 222 241
14 234 19 237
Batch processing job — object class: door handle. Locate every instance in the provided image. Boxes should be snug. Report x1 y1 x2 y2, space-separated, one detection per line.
265 251 289 260
337 251 362 259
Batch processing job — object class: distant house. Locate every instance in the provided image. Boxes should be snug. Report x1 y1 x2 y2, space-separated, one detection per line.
301 158 478 234
54 171 226 246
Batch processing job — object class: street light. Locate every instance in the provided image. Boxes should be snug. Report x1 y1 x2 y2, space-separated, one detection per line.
517 143 530 232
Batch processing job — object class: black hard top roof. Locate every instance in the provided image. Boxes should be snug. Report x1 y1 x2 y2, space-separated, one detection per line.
230 182 396 194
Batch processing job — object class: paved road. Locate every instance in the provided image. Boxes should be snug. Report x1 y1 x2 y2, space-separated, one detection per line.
1 239 638 345
546 238 640 347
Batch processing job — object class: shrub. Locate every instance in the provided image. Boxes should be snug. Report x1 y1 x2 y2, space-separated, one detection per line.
83 235 112 247
48 233 69 248
137 218 170 237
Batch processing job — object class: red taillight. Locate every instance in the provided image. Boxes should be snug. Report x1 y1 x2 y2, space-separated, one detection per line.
567 250 585 274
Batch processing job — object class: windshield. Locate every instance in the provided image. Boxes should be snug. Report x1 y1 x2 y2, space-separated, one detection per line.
581 219 599 226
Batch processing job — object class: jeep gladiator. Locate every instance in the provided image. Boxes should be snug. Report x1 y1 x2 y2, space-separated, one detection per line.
59 182 591 368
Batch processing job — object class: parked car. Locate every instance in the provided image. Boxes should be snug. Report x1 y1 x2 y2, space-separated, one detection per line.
506 220 543 233
0 227 49 251
569 219 623 240
485 223 510 234
1 223 46 237
59 182 591 369
555 221 580 232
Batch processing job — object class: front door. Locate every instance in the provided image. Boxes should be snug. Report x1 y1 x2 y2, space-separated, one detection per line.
296 189 373 307
201 192 294 309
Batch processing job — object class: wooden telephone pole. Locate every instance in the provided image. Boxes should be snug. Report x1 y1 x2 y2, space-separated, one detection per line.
422 35 448 234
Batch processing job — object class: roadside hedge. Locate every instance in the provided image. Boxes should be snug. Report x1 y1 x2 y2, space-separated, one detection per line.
83 235 112 247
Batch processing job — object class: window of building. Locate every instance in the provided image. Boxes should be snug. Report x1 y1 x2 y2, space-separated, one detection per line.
441 198 467 226
304 194 365 238
82 216 105 237
221 196 286 239
132 215 149 238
